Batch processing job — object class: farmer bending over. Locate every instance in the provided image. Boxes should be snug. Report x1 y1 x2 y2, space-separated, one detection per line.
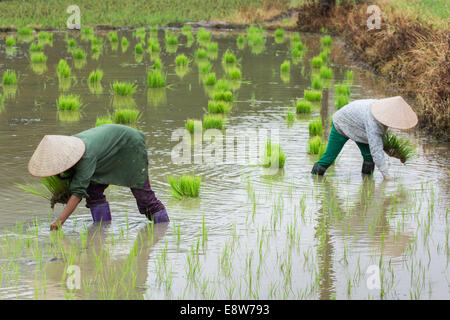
27 124 169 230
311 96 418 179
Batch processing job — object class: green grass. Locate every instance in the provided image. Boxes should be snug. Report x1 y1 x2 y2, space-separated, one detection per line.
213 90 233 102
113 81 137 96
203 73 216 86
335 95 349 109
304 89 322 102
311 56 323 68
88 69 103 83
203 114 224 130
57 94 81 111
30 52 47 63
95 115 113 127
6 36 16 46
29 42 42 52
382 131 416 163
2 70 17 85
223 50 237 64
168 175 201 199
309 117 323 137
18 27 33 35
263 140 286 169
307 136 325 155
208 100 231 113
280 60 290 73
186 118 202 134
148 70 166 88
175 54 189 67
319 66 333 79
73 48 86 59
296 100 312 114
57 59 71 78
114 108 140 125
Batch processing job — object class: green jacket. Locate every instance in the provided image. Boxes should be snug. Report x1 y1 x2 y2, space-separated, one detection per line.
70 124 148 199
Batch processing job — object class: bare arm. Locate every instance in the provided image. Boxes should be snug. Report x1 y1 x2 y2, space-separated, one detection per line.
50 195 81 230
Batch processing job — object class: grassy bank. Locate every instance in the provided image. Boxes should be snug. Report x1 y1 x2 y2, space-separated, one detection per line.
297 0 449 140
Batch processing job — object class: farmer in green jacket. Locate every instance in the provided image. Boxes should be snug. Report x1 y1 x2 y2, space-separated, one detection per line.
27 124 169 230
311 96 418 179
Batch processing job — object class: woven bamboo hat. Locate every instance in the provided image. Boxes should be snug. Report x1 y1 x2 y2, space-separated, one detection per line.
370 96 418 130
28 135 86 178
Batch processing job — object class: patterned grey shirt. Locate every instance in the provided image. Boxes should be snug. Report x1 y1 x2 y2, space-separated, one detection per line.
333 99 389 177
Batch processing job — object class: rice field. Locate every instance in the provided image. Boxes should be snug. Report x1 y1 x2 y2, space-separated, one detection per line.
0 27 448 301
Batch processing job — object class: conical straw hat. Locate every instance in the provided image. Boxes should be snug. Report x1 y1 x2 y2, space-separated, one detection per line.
28 135 86 178
370 96 418 130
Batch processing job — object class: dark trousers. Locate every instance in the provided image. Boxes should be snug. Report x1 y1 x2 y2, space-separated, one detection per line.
85 177 165 215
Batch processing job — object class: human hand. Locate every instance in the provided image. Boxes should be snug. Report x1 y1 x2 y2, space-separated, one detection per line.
50 220 62 231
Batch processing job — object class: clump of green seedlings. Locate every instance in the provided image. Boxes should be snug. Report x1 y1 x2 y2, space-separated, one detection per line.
304 89 322 102
67 38 77 48
335 94 349 109
30 52 47 63
73 48 86 59
196 48 208 60
263 140 286 169
208 100 231 113
88 69 103 83
296 100 312 114
29 42 43 52
198 61 212 74
309 117 323 137
151 57 163 70
286 108 295 125
182 24 192 34
207 41 218 52
165 31 178 45
148 70 166 88
334 83 350 96
203 114 224 130
57 59 71 78
321 34 332 46
168 175 201 199
57 94 82 110
186 118 202 134
345 70 354 81
203 72 216 86
274 28 285 38
2 70 17 85
114 108 141 125
135 42 144 54
311 56 323 68
215 78 230 92
319 66 333 79
247 25 265 48
108 31 119 43
135 27 146 40
18 176 71 208
95 115 113 127
382 132 416 163
147 38 160 52
237 34 245 47
112 81 137 96
18 27 33 35
175 54 189 67
197 28 211 42
213 90 233 102
227 67 242 80
307 136 326 155
223 50 237 64
280 60 290 73
121 37 129 51
6 36 16 47
311 76 323 90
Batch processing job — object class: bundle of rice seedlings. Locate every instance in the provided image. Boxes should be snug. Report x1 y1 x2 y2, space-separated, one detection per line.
207 41 218 52
18 27 33 35
382 132 416 163
197 28 211 42
121 37 129 51
311 76 323 90
292 41 306 52
95 115 113 127
38 32 53 42
165 32 178 46
81 27 94 35
345 70 354 81
203 114 224 130
319 49 330 62
135 27 146 39
113 81 137 96
319 66 333 79
67 38 77 48
311 56 323 68
263 140 286 169
320 35 332 47
286 108 295 125
88 69 103 83
18 176 71 209
57 94 81 110
148 38 160 52
113 108 140 125
203 72 216 86
223 50 237 64
307 136 324 155
208 100 231 113
198 61 212 74
152 57 163 70
2 70 17 85
280 60 290 73
73 48 86 59
215 78 230 92
29 42 43 52
148 70 166 88
30 52 47 63
296 100 312 114
309 117 323 137
182 24 192 34
196 48 208 59
213 90 233 102
6 36 16 47
135 43 144 54
227 67 242 80
186 118 202 134
237 34 245 45
168 175 201 199
274 28 285 38
175 54 189 67
304 89 322 102
335 95 349 110
108 31 119 43
334 83 350 97
57 59 71 78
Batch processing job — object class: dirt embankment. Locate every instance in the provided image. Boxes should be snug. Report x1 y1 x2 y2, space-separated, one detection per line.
297 2 449 140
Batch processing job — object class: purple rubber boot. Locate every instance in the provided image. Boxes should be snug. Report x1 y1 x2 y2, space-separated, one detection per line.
150 208 169 223
90 202 112 222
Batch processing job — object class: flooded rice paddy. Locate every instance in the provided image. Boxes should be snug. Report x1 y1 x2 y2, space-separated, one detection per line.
0 28 449 299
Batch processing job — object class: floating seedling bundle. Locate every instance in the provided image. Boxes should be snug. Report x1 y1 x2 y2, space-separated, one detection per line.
168 175 201 199
382 132 416 163
18 176 71 209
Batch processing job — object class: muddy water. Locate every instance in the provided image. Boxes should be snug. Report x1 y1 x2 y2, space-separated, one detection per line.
0 29 448 299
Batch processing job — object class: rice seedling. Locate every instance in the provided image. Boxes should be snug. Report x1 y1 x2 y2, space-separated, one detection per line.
113 81 137 96
135 42 144 54
304 89 322 102
345 70 354 81
213 90 233 102
152 57 163 70
196 48 208 60
382 132 416 163
286 108 295 125
113 108 141 125
182 24 192 34
223 50 237 64
307 136 324 155
237 34 245 44
73 48 86 59
57 59 71 78
121 37 129 51
108 31 119 43
207 41 218 52
168 175 201 199
291 48 304 58
148 38 160 52
208 100 231 113
30 52 47 63
88 69 103 83
186 118 202 134
311 56 323 68
311 76 323 90
197 28 211 42
67 38 77 48
148 70 166 88
29 42 42 52
321 35 332 47
319 49 330 63
175 54 189 67
309 117 323 137
18 176 70 208
274 28 285 38
135 27 146 39
215 78 230 92
335 94 349 109
6 36 16 47
57 94 82 111
296 100 312 114
203 72 216 86
227 67 242 80
280 60 290 73
165 31 178 46
2 70 17 85
335 83 350 96
203 114 224 130
198 61 212 74
18 27 33 35
319 66 333 79
292 41 306 52
95 115 113 127
37 31 53 41
262 140 286 169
